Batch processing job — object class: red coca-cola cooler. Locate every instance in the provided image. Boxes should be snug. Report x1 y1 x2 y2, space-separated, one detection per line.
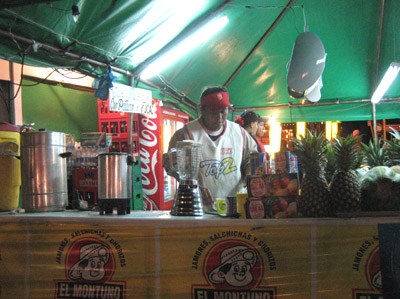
139 99 189 210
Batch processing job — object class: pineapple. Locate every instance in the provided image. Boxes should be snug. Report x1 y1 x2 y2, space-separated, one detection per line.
292 130 330 217
361 138 390 167
386 127 400 166
359 130 400 211
330 134 362 213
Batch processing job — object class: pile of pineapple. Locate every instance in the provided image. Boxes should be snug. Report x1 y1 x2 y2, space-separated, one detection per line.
291 128 400 217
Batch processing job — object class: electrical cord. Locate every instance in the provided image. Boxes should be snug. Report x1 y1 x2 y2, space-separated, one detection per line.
54 68 88 80
9 51 25 101
4 8 131 61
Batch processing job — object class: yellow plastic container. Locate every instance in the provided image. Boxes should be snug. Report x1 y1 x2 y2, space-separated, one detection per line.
0 122 21 211
236 193 248 218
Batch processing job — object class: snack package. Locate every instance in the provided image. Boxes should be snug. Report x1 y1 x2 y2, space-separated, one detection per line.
264 196 298 218
274 151 298 174
245 198 267 219
247 173 299 198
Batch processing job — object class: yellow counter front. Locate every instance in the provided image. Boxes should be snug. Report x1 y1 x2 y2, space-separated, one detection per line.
0 210 396 298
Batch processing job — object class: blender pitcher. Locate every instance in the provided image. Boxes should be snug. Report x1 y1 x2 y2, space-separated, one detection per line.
170 140 203 216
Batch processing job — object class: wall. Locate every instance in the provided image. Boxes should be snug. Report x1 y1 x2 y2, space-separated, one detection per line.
0 59 22 124
21 79 98 141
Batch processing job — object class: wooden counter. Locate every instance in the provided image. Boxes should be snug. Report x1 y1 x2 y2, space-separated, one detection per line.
0 210 397 298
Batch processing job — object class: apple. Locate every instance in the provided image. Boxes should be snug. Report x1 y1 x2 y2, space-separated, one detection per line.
279 199 288 210
279 176 290 188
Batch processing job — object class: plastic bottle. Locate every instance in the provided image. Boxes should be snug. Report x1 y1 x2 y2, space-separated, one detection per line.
75 146 82 168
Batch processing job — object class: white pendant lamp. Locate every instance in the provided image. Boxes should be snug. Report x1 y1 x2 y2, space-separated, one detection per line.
287 32 327 103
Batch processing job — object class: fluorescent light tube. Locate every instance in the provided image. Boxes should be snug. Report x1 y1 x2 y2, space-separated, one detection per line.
141 15 229 79
371 62 400 104
325 121 332 140
129 0 206 65
296 122 305 139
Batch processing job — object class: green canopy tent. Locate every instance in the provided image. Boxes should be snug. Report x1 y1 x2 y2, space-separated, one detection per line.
0 0 399 123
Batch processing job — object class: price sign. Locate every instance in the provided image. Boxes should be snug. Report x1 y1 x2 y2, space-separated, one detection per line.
109 83 153 114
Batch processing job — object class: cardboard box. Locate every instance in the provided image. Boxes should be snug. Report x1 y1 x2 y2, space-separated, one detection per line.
245 195 298 219
264 196 297 218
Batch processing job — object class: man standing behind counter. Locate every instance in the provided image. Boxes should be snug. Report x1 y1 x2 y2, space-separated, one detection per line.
163 86 258 213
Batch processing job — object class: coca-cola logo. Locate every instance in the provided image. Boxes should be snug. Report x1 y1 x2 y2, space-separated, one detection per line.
139 105 159 196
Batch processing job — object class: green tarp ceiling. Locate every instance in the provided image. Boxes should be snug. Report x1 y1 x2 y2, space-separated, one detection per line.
0 0 399 122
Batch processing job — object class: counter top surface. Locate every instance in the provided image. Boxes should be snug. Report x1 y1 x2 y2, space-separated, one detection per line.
1 209 400 227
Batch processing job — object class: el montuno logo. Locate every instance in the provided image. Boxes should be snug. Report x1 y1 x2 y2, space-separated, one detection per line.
192 231 277 298
54 235 126 299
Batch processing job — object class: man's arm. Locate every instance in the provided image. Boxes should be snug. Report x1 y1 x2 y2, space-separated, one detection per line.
162 127 187 180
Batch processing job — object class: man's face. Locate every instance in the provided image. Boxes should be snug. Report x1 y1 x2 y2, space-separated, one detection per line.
201 107 229 132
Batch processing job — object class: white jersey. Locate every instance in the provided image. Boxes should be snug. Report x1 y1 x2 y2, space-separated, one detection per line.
184 119 246 199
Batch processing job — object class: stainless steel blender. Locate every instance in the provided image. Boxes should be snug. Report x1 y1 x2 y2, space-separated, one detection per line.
170 140 203 216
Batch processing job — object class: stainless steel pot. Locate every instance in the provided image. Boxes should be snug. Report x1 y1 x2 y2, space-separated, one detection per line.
98 152 133 199
21 130 68 212
98 152 134 215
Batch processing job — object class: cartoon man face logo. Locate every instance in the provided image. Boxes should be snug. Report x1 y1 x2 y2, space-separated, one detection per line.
68 242 110 281
208 245 257 287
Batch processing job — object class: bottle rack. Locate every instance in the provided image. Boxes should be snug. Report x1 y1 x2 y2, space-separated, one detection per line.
97 99 140 156
98 99 127 119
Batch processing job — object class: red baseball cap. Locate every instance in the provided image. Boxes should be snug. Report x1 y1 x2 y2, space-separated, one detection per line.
200 91 232 111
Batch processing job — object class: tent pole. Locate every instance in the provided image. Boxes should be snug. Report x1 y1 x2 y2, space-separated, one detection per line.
372 0 385 140
224 0 297 87
233 98 400 112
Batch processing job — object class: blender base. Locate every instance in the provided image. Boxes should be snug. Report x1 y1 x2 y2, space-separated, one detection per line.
170 183 203 216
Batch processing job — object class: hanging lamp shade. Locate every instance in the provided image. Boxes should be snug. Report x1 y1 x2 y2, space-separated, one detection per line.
287 32 326 103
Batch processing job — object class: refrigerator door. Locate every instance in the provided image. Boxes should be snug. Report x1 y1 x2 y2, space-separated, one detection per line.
163 118 184 202
139 99 189 210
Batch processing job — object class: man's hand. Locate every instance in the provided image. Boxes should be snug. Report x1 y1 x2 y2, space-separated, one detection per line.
162 153 179 180
200 187 214 212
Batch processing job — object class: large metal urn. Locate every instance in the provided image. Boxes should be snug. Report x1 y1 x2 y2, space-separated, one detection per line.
21 130 69 212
